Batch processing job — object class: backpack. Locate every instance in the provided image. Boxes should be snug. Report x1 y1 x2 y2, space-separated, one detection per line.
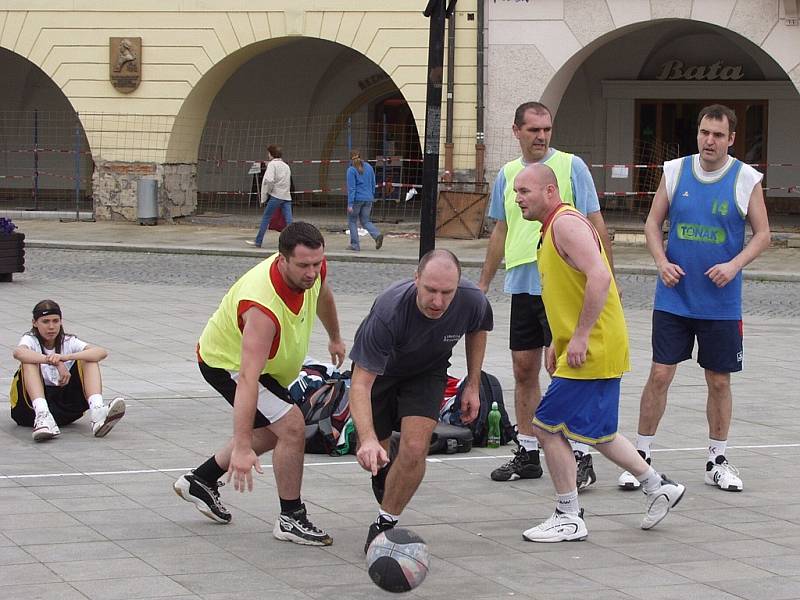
297 378 352 455
441 370 514 447
388 423 473 460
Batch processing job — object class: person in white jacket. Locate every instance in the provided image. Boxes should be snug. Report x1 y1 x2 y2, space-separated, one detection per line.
248 144 293 248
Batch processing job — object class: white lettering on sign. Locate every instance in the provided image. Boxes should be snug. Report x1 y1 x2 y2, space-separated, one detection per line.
656 60 744 81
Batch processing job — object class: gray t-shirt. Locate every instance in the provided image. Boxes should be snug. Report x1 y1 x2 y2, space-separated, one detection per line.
350 278 493 377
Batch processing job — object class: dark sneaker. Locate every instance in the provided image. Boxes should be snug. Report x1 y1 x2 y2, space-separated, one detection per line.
273 504 332 546
173 471 231 524
375 234 384 250
490 446 543 481
618 451 650 490
364 515 397 554
575 451 597 491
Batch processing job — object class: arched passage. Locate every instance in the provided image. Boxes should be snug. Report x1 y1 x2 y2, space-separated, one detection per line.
166 37 422 219
0 47 93 214
546 19 800 222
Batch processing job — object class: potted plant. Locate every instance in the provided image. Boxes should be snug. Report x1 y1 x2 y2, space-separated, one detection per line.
0 217 25 282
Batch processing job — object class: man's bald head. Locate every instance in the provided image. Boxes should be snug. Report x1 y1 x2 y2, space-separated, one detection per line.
513 163 562 222
417 248 461 279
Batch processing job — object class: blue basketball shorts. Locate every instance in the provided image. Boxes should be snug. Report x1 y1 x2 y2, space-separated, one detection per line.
651 310 743 373
532 376 620 445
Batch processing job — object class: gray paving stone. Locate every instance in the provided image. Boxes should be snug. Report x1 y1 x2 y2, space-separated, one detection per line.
2 250 800 599
621 583 747 600
24 541 133 563
0 545 36 565
4 525 106 546
0 562 63 586
70 576 193 600
47 557 161 581
170 570 292 595
0 583 90 600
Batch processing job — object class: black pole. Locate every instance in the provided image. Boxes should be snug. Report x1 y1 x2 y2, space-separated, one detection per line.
33 109 39 210
419 0 453 258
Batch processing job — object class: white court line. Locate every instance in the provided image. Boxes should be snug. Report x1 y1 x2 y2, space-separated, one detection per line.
2 442 799 480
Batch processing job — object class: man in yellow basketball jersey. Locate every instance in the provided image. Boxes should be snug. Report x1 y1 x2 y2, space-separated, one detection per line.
174 222 346 547
479 101 614 489
513 164 684 542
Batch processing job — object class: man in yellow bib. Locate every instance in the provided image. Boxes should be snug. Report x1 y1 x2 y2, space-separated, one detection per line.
513 164 685 542
174 222 346 546
479 102 614 490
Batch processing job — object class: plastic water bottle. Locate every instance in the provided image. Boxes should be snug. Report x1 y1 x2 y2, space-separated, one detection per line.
487 401 501 448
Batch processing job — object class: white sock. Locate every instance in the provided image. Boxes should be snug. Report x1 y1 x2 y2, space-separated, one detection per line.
637 466 662 494
556 489 580 515
377 509 399 524
517 434 538 452
571 441 589 456
32 397 49 414
708 438 727 463
87 394 104 410
635 434 655 460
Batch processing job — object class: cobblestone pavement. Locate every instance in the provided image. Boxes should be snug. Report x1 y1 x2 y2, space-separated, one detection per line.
22 248 800 318
2 249 800 600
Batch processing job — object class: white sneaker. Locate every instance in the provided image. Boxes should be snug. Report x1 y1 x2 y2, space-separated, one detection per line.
618 470 641 490
523 509 588 543
32 412 60 442
705 456 743 492
91 397 126 438
641 475 685 530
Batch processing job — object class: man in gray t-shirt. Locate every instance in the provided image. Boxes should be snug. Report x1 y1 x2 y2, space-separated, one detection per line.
349 249 493 553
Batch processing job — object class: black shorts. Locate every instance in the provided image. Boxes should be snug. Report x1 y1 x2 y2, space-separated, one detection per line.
510 293 552 351
371 366 447 441
199 361 293 428
652 310 743 373
10 362 88 427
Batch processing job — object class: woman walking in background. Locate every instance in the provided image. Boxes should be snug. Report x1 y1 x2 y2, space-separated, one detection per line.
346 150 383 251
248 144 293 248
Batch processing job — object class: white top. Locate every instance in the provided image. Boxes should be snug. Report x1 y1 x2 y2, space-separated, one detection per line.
261 158 292 202
664 155 763 216
18 333 88 386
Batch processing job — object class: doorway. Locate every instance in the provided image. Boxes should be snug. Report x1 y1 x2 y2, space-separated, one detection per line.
634 99 767 194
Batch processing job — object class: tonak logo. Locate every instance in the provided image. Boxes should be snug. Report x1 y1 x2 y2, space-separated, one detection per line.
676 223 726 244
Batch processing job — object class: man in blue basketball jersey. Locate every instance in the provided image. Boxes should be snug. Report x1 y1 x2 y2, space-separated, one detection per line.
619 104 770 493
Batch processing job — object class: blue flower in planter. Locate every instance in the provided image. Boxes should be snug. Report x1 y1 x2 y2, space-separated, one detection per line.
0 217 17 235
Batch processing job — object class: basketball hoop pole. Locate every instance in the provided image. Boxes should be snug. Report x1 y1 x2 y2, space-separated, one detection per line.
419 0 455 259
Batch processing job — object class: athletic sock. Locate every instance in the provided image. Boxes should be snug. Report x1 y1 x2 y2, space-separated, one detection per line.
280 497 302 514
637 466 662 494
635 434 655 461
556 489 580 515
518 434 538 452
708 438 727 463
193 456 226 484
87 394 104 410
377 509 399 524
32 397 49 415
571 441 589 456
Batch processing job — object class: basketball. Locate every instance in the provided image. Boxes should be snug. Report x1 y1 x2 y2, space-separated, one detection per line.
366 527 430 593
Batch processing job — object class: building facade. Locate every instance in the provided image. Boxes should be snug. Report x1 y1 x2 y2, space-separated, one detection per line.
1 1 798 221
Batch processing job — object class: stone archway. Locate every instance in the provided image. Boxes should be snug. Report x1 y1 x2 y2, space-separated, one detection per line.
0 47 93 214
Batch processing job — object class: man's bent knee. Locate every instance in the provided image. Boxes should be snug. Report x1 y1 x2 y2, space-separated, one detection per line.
512 349 543 385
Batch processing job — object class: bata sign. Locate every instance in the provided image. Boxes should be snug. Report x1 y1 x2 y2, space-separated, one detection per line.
656 60 744 81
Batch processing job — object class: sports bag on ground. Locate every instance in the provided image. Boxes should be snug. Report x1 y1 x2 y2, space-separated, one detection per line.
440 370 514 447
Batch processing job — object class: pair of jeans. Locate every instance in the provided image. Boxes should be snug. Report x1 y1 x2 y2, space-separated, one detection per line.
348 201 381 249
255 195 292 246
